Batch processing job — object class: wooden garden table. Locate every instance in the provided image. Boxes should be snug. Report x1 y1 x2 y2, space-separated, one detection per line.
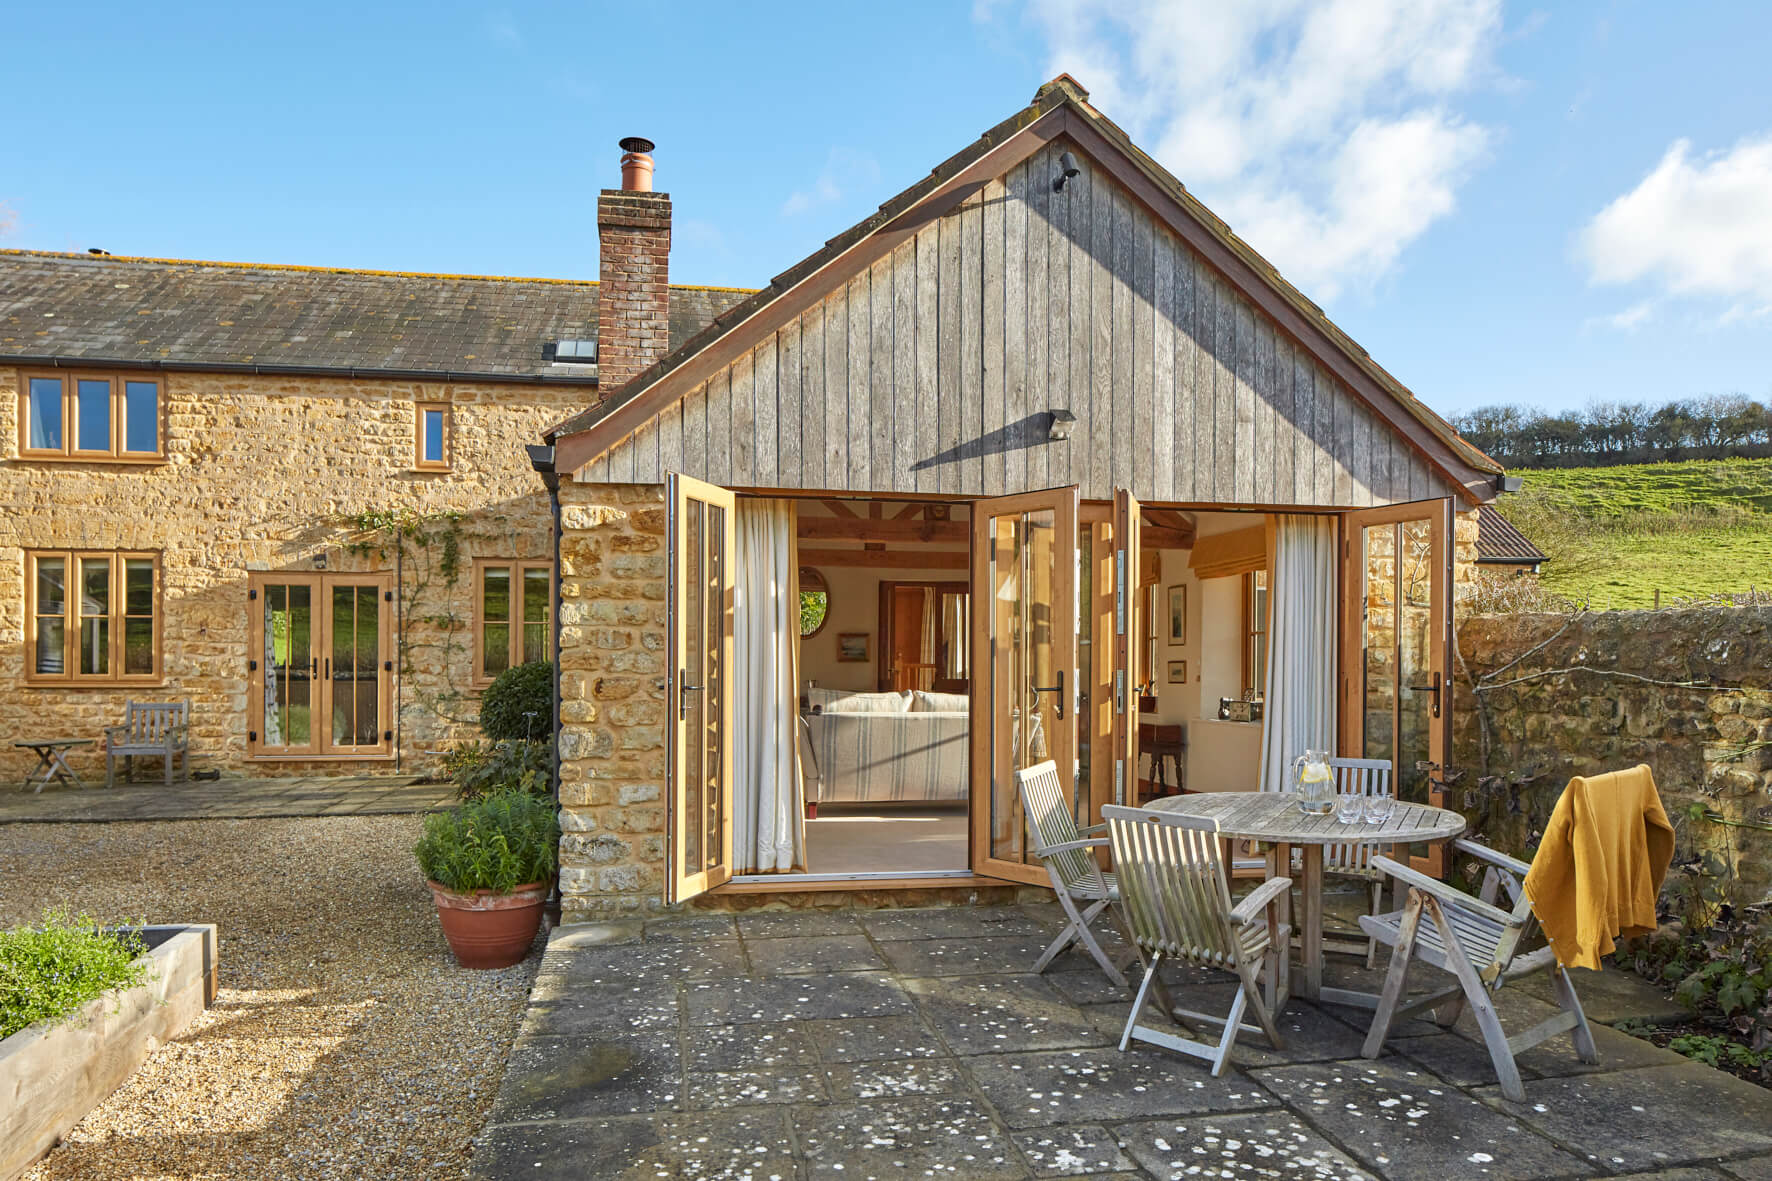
1144 792 1465 1004
15 738 94 794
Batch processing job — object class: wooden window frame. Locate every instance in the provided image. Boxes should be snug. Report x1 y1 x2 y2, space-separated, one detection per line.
16 370 166 462
1241 568 1269 696
23 549 163 686
472 559 553 687
414 401 452 471
246 571 395 760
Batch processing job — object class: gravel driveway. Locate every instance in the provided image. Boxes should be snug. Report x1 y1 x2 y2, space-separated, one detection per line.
1 815 539 1180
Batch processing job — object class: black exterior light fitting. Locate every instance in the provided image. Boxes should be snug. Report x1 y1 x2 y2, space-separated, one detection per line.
1047 409 1077 441
1052 151 1081 192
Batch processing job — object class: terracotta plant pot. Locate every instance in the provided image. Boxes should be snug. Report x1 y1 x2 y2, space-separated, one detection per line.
427 879 548 969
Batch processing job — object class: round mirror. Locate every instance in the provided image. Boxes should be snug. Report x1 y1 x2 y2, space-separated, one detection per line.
799 568 830 638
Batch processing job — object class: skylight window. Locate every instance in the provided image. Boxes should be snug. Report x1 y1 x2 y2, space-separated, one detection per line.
549 339 597 364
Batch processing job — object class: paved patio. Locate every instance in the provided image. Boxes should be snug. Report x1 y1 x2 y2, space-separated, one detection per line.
0 774 453 823
473 901 1772 1181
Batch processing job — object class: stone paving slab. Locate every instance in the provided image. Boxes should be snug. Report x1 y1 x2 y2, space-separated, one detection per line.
0 773 449 823
474 903 1772 1180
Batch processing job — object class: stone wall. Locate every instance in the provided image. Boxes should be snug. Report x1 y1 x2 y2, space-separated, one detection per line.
0 368 582 781
554 480 670 921
1453 605 1772 900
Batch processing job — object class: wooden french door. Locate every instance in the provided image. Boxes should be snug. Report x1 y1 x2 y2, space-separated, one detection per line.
1340 500 1454 874
1112 488 1143 813
970 487 1079 885
667 473 736 902
248 572 393 757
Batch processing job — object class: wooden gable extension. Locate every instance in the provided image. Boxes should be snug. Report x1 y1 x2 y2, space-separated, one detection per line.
559 84 1501 506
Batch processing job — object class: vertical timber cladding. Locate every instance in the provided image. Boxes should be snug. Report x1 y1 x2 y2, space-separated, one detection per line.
586 141 1457 507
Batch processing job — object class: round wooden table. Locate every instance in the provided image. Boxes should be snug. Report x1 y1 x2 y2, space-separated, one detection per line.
1145 792 1465 1003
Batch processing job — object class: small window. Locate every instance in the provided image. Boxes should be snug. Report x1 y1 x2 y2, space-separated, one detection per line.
415 402 451 470
475 559 551 684
26 550 161 684
17 371 162 461
798 567 830 637
1242 569 1269 697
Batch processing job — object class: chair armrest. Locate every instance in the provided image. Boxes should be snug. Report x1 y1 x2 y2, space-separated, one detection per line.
1079 822 1107 835
1370 856 1519 928
1452 839 1530 879
103 725 127 742
1229 876 1292 925
1038 837 1109 858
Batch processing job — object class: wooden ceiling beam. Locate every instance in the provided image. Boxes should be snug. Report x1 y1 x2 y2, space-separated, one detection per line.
799 547 969 570
797 518 969 543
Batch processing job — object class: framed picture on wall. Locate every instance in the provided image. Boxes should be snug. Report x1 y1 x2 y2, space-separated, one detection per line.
1167 585 1187 645
837 633 871 663
1166 659 1188 685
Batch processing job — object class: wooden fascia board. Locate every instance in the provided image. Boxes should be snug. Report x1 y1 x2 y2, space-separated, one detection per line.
1056 110 1497 506
556 108 1070 477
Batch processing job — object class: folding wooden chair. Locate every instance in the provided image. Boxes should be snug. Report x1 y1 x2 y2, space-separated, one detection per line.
1103 803 1291 1076
1015 760 1128 987
1358 839 1598 1102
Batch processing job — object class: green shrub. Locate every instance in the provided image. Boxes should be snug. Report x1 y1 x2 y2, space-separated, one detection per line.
0 911 150 1040
415 788 560 893
478 660 553 742
444 738 550 800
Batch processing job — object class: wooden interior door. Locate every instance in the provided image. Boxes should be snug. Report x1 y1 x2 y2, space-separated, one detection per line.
667 473 736 902
1112 488 1142 811
970 487 1079 885
1340 499 1453 875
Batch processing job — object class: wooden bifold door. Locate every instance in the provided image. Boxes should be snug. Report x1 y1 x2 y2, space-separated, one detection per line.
248 573 393 758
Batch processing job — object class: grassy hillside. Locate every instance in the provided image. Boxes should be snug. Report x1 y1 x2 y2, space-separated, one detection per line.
1502 457 1772 608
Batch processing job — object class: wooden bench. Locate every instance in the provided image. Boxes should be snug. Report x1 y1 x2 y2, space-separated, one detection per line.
105 700 191 787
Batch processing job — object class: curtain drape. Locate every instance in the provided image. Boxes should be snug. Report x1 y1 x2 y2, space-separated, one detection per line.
917 589 937 690
942 593 968 680
732 499 806 873
1257 514 1338 794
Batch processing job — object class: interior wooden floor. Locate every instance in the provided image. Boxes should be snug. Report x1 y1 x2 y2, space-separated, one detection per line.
803 807 969 873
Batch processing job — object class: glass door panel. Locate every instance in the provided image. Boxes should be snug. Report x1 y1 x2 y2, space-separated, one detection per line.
971 487 1078 886
258 577 318 755
1342 501 1451 874
669 473 735 902
328 582 384 749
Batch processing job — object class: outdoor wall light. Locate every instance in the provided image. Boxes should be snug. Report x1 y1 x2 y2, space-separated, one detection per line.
1047 409 1077 441
1052 151 1081 192
312 553 328 570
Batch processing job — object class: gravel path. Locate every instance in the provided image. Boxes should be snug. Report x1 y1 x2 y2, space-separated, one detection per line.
0 815 539 1180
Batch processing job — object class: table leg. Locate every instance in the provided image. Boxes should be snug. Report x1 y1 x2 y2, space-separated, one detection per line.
1298 845 1324 1001
52 749 86 791
25 749 54 794
1265 842 1292 1009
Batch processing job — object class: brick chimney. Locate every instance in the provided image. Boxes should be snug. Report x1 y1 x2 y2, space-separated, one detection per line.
596 136 671 393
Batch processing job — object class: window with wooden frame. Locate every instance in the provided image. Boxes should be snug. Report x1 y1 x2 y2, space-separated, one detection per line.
25 550 161 684
17 370 163 461
414 402 451 470
1242 568 1269 697
474 559 552 684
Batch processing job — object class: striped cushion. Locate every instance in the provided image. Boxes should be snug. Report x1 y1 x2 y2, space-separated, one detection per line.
806 711 968 804
809 688 912 714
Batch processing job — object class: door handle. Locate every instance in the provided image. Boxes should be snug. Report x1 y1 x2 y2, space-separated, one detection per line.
679 669 703 720
1031 670 1065 720
1406 671 1441 718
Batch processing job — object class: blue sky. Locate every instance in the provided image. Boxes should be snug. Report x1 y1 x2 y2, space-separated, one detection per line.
9 2 1772 418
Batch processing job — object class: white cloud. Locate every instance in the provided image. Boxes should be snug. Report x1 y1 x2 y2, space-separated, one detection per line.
1580 136 1772 313
781 149 881 218
485 11 522 49
990 0 1505 301
1583 301 1653 333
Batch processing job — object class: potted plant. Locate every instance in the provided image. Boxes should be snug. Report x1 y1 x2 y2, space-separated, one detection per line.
415 788 559 969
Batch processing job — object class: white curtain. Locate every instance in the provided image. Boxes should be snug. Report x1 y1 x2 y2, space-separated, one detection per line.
942 593 968 680
1257 515 1338 794
917 589 938 690
732 499 806 873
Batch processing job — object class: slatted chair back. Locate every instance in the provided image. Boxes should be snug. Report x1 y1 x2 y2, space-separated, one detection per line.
1323 757 1394 876
123 700 188 746
1103 804 1242 968
1017 760 1103 895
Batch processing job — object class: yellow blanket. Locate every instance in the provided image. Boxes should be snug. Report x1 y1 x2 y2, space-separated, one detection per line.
1523 764 1675 970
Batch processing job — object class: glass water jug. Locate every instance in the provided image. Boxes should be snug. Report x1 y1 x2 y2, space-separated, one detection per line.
1292 749 1335 815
